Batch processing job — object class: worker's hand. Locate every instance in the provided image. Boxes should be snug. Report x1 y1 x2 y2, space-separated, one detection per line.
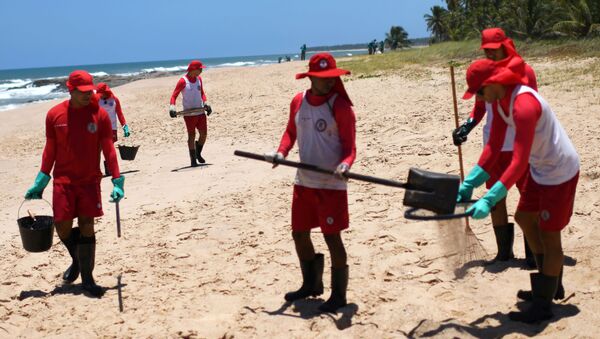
123 124 130 137
452 117 476 146
466 182 508 219
169 105 177 118
110 176 125 203
25 172 51 199
334 163 350 180
204 104 212 116
264 151 284 168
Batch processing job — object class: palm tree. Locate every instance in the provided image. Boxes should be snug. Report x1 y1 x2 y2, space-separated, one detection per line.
500 0 558 39
554 0 600 38
385 26 411 50
425 6 448 42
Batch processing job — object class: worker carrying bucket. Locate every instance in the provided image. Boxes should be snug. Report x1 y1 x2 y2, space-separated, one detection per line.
234 53 461 314
23 70 125 298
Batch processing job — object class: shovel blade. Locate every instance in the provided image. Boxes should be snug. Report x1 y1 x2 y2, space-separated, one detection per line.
403 168 460 215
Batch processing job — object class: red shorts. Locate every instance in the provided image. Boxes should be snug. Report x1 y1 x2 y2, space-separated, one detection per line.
112 130 118 143
52 182 104 222
485 151 528 193
517 172 579 232
291 185 349 235
184 115 207 133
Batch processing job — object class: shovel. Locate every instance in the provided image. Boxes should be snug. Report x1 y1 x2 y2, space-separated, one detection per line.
234 150 460 215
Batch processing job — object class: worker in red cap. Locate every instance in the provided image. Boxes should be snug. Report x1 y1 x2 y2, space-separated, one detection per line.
169 60 213 167
453 27 538 267
265 53 356 313
96 83 130 175
24 70 125 297
458 58 579 323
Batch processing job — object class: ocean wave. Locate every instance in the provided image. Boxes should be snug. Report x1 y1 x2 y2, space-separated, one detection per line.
215 61 257 67
0 84 60 100
90 71 109 77
142 66 187 73
0 79 32 91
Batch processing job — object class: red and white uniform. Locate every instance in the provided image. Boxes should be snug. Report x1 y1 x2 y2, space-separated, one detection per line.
471 63 537 189
277 90 356 234
170 74 208 132
478 85 579 230
98 94 126 142
41 99 120 221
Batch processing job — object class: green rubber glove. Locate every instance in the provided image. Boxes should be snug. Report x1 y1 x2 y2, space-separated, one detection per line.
25 172 51 199
467 181 508 219
110 176 125 203
123 124 130 137
457 165 490 202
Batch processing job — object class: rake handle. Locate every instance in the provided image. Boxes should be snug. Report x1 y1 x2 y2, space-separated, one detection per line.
234 150 408 189
116 201 121 238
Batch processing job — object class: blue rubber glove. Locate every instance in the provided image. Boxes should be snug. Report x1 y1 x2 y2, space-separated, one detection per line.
123 124 130 137
25 172 51 199
457 165 490 202
110 176 125 203
467 181 508 219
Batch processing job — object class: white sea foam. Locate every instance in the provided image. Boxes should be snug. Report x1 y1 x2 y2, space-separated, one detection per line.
142 66 187 73
0 79 32 91
90 71 109 77
215 61 257 67
0 84 59 100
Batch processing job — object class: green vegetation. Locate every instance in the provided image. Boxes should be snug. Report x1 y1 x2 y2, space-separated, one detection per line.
338 38 600 76
425 0 600 42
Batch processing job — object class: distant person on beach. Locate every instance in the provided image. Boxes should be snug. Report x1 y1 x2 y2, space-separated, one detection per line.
452 28 538 268
169 60 213 167
367 41 373 55
459 57 579 324
24 70 125 297
278 57 282 64
379 41 385 54
300 44 307 60
265 53 356 313
96 83 130 175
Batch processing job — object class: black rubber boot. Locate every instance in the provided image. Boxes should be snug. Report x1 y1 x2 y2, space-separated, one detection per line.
103 160 111 176
189 149 198 167
78 236 104 297
318 265 349 313
284 253 324 302
61 227 80 283
195 141 206 164
517 254 564 301
524 237 536 269
509 273 558 323
484 223 514 265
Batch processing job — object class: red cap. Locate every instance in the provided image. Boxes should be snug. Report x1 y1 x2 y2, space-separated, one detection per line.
463 57 528 99
96 82 112 95
66 70 95 92
187 60 206 71
480 28 507 50
296 53 350 79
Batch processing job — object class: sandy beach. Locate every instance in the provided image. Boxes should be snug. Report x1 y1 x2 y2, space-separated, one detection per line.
1 57 599 338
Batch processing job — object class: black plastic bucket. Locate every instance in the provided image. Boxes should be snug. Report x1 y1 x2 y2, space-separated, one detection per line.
17 215 54 252
118 145 139 161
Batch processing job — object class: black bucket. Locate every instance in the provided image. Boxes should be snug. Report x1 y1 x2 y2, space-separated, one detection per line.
17 215 54 252
118 145 139 161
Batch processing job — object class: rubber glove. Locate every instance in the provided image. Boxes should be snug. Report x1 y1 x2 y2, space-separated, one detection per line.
169 105 177 118
110 176 125 203
334 163 350 180
264 150 284 168
123 124 130 137
204 104 212 116
467 181 508 219
25 172 51 199
452 117 477 146
457 165 490 202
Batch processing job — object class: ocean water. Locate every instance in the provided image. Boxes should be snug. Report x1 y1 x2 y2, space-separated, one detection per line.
0 50 366 111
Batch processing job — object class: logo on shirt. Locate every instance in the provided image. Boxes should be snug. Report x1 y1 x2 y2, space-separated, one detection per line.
87 122 98 133
541 210 551 221
315 119 327 132
326 217 334 225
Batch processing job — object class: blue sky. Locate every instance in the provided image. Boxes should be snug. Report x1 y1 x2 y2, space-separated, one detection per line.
0 0 443 70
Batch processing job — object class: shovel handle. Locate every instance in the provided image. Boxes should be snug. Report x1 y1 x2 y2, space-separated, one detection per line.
234 150 408 189
176 107 205 116
116 201 121 238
